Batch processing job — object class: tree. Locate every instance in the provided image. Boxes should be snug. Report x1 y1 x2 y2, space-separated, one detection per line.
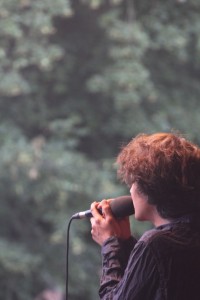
1 0 200 299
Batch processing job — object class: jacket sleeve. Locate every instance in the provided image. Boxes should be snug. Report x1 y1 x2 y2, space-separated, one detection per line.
99 236 161 300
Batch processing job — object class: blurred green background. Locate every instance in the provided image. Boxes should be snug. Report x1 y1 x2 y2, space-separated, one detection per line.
0 0 200 299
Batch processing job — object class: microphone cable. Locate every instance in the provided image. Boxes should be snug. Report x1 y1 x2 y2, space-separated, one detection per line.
65 216 76 300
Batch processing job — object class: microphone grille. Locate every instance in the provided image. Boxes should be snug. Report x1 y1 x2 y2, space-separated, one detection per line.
110 195 134 218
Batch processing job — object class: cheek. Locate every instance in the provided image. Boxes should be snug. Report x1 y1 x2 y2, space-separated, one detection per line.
133 198 148 220
132 197 140 213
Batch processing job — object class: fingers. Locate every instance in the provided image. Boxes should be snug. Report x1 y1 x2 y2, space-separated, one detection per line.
101 200 113 219
90 201 103 220
90 199 111 217
90 202 104 245
90 200 114 244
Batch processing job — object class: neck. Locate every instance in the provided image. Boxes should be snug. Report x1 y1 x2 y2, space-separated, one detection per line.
153 216 170 227
149 207 170 227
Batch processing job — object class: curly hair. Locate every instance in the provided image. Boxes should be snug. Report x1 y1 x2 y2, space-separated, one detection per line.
116 133 200 219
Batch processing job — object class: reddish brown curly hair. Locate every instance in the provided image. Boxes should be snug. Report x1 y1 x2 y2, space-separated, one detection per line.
117 133 200 218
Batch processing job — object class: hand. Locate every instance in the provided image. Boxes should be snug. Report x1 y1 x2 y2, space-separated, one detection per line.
90 199 131 246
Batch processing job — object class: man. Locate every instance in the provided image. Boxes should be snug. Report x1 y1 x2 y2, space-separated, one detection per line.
90 133 200 300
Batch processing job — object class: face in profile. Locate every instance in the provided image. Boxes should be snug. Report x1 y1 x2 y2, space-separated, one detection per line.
130 183 156 223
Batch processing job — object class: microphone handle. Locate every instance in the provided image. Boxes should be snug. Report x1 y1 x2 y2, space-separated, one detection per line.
75 210 93 219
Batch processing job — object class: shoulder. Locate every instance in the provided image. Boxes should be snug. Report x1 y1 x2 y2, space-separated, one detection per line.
137 221 197 253
139 227 169 243
138 224 177 251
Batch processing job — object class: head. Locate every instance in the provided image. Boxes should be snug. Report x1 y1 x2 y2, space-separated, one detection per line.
116 133 200 219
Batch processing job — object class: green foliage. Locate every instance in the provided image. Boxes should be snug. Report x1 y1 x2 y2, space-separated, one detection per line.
0 238 40 274
0 0 200 299
0 122 123 299
0 0 72 97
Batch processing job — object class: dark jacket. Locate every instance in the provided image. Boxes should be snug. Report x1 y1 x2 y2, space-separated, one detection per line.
99 214 200 299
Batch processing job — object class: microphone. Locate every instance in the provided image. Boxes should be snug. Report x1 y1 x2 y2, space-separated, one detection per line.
72 195 134 219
